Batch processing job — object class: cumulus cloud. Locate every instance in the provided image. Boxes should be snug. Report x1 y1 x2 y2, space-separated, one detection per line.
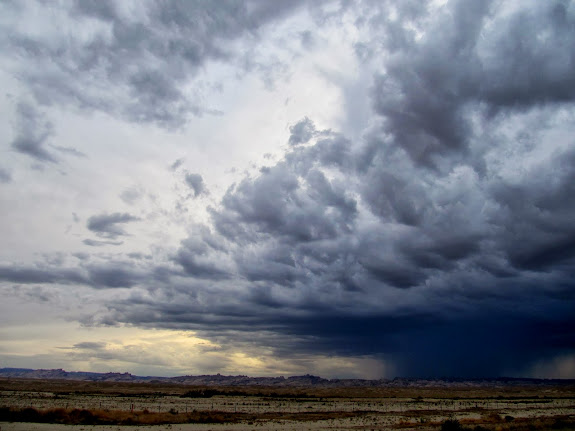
370 0 575 169
86 213 140 239
288 117 316 146
1 0 306 129
86 264 143 288
184 173 206 198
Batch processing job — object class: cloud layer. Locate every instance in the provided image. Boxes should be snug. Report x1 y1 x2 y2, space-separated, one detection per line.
1 0 574 378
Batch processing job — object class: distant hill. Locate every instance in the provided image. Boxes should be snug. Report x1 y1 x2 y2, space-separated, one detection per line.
1 368 573 388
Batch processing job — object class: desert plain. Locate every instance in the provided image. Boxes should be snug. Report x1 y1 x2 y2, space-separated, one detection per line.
1 378 574 431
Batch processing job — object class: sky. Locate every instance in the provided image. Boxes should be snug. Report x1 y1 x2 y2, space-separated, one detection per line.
0 0 574 380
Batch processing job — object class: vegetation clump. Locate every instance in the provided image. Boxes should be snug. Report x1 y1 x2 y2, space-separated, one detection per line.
0 406 235 425
0 406 363 426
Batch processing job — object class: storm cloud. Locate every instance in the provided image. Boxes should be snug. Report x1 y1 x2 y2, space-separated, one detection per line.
1 0 574 379
1 0 306 129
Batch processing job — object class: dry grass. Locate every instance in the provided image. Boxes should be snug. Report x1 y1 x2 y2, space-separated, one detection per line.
0 405 366 425
440 414 575 431
1 378 574 429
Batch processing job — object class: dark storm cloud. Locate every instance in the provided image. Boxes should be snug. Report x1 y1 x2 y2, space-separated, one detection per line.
95 0 575 377
489 147 575 271
10 102 57 163
87 213 140 239
2 0 307 129
174 250 229 280
173 229 233 280
86 264 142 288
478 1 575 108
212 154 357 245
184 173 206 198
371 0 575 169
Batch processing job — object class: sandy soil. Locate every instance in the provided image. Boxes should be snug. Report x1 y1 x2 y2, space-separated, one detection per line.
1 380 574 430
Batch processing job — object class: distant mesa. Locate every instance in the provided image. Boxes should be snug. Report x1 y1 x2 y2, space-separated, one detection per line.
0 368 573 388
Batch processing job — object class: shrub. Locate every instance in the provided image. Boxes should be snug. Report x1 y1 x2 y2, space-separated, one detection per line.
552 418 568 429
442 419 464 431
42 408 68 423
483 412 502 423
68 409 96 424
19 407 42 422
0 407 15 421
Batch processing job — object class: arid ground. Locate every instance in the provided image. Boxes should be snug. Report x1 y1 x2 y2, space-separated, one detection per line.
1 378 574 430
